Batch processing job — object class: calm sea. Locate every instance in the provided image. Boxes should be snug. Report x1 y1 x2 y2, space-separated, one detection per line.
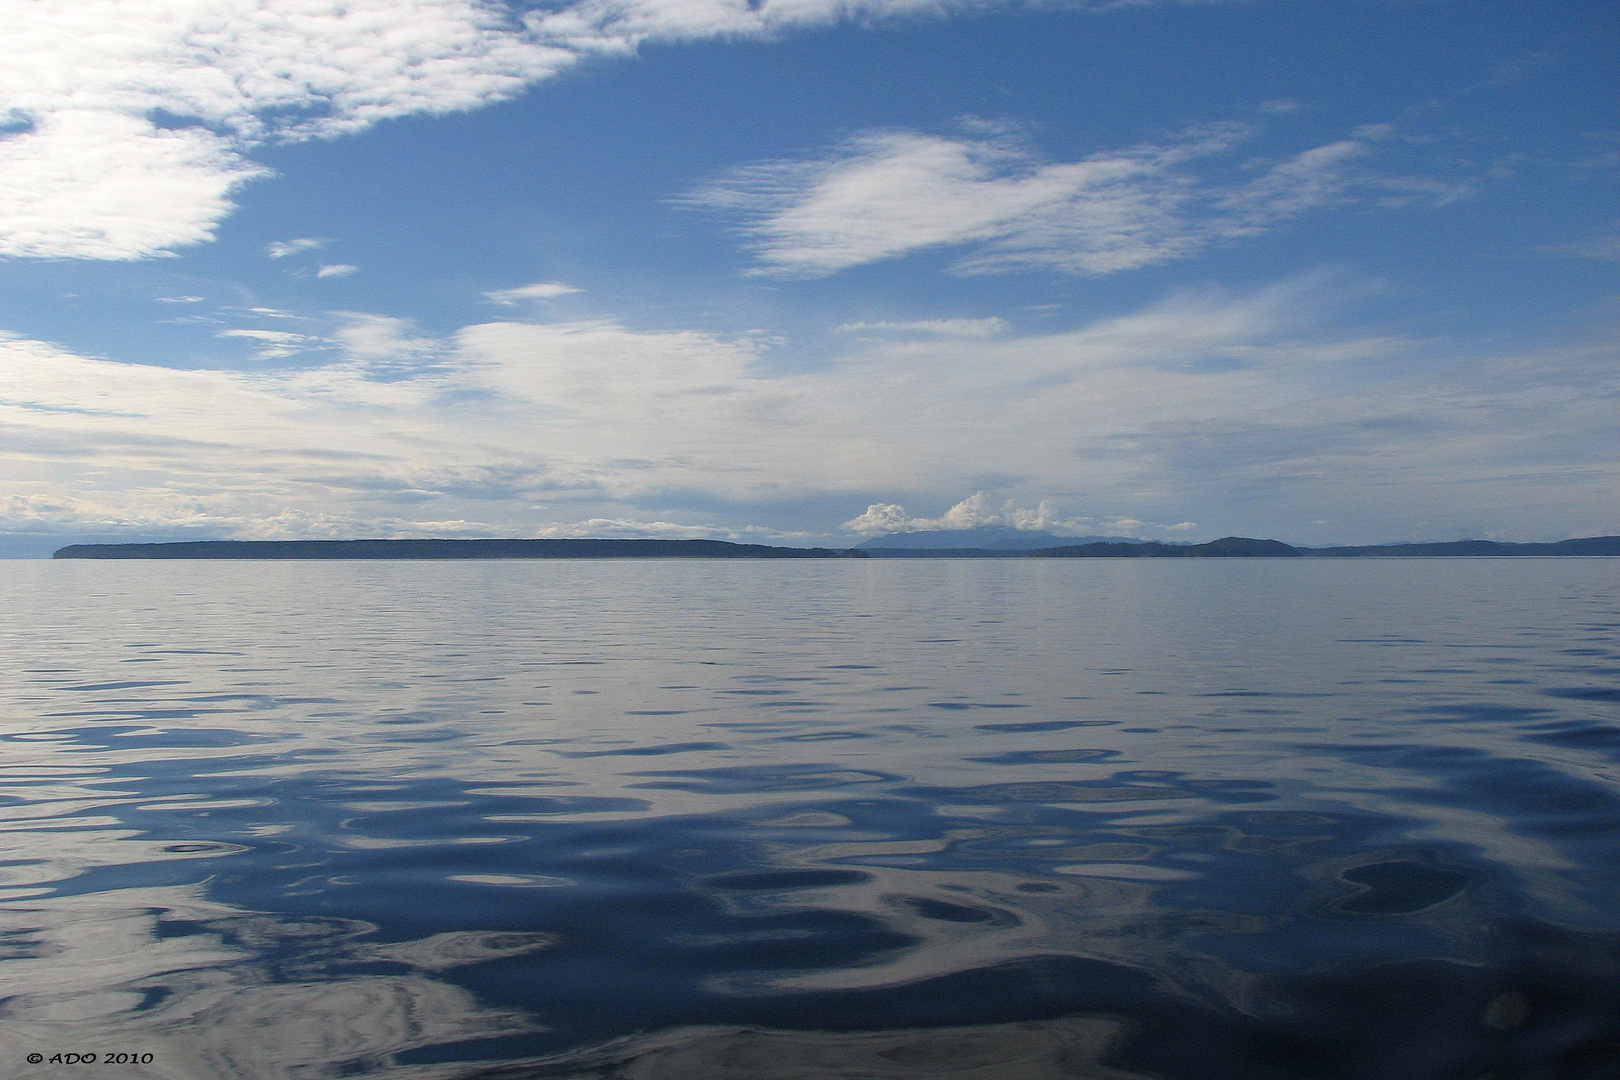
1 559 1616 1079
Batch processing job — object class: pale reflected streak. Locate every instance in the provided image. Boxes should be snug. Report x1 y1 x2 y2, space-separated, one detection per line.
0 885 544 1080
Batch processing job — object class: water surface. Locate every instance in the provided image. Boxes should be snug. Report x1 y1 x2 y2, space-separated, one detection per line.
1 559 1616 1078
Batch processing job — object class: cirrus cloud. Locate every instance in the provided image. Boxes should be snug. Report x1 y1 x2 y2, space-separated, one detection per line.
1 0 1081 262
683 122 1467 277
484 282 583 303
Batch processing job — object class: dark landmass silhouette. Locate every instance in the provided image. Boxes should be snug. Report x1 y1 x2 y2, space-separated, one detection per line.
50 535 1620 559
863 535 1620 558
51 538 866 560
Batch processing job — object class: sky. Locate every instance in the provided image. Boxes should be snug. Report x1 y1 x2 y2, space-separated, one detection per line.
1 0 1616 555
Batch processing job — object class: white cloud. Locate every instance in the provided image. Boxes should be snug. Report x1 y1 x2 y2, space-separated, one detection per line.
267 237 325 259
1259 98 1304 115
686 123 1462 277
217 327 331 358
219 329 306 341
837 318 1005 337
0 110 263 259
525 0 1003 52
4 278 1616 544
2 0 1046 261
316 263 358 278
533 517 811 541
839 493 1171 537
484 282 582 303
156 295 204 303
330 313 442 365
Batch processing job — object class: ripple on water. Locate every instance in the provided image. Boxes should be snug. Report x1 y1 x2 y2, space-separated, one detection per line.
0 559 1616 1078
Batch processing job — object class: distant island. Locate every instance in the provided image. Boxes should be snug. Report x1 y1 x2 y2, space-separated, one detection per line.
51 539 866 560
50 535 1620 559
1033 535 1620 558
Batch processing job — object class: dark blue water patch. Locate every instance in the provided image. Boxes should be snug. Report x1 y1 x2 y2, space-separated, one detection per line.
5 724 276 748
1389 750 1620 832
443 945 1620 1080
973 719 1118 732
1335 860 1473 914
554 741 731 757
625 764 896 795
767 730 875 743
901 897 1005 924
360 727 464 743
707 869 871 891
946 779 1192 805
1302 743 1620 887
649 912 916 974
45 755 1620 1080
927 701 1029 710
623 709 690 716
1522 720 1620 755
433 955 1177 1069
966 748 1118 764
1229 954 1620 1080
56 680 188 692
132 986 173 1012
1181 778 1279 804
1544 686 1620 703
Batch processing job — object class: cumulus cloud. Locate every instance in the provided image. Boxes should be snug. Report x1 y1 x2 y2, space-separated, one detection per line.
484 282 582 303
316 263 358 278
839 494 1173 537
3 0 1057 261
0 110 264 259
685 122 1460 277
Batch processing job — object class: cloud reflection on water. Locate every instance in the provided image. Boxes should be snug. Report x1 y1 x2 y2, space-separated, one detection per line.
0 885 543 1079
0 560 1616 1077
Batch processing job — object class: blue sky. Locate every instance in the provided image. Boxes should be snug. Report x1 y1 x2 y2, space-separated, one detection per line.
1 0 1615 555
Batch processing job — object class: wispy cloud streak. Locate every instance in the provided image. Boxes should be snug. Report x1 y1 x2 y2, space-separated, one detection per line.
685 123 1463 277
0 0 1088 260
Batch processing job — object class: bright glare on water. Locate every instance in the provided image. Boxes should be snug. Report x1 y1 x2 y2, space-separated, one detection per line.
0 559 1616 1079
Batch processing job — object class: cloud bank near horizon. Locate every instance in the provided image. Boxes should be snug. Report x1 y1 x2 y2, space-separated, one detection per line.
4 278 1615 547
840 494 1195 537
